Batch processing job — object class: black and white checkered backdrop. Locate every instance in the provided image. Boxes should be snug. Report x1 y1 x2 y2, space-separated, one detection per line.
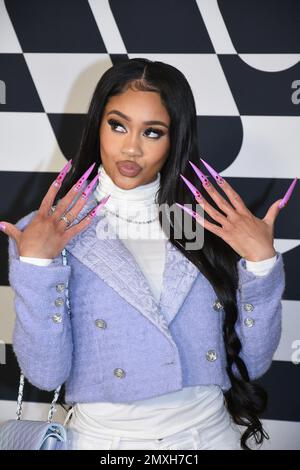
0 0 299 450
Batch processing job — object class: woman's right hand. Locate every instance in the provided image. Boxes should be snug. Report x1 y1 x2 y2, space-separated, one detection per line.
0 160 110 259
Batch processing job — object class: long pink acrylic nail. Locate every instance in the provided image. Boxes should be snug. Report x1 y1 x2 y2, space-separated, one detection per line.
88 195 111 219
200 158 225 185
81 172 101 200
0 222 6 232
175 202 202 222
188 161 211 188
180 174 204 202
52 159 73 188
279 177 298 209
73 162 96 192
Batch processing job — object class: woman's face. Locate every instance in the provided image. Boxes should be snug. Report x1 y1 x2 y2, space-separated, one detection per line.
99 87 171 189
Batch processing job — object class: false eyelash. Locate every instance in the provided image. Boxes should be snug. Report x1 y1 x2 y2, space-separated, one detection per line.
107 119 164 138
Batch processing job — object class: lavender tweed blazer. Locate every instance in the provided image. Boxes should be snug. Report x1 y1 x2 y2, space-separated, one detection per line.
8 186 286 405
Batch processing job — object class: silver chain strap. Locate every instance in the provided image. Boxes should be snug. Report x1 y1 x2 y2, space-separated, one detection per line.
16 372 24 420
16 248 71 422
61 247 71 318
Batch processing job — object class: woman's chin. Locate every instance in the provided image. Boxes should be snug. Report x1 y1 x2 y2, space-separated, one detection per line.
113 173 141 190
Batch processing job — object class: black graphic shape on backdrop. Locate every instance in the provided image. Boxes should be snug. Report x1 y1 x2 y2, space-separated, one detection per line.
196 116 243 170
5 0 106 53
281 245 300 301
258 361 300 421
109 0 214 53
0 54 43 112
48 114 87 160
219 55 300 116
0 172 59 286
218 0 300 53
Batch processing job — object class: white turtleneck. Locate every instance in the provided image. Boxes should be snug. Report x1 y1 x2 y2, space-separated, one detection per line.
19 163 277 443
93 164 168 302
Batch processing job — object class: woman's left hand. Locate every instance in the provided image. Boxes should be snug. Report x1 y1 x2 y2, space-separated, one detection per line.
193 177 279 262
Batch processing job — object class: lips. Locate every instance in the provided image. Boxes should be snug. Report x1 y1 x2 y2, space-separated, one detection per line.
116 161 142 177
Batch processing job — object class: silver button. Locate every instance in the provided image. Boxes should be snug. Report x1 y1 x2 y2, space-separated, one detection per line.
56 283 65 293
243 303 254 312
114 368 126 378
213 299 223 311
244 317 255 328
206 350 217 362
52 314 62 324
55 297 64 307
95 319 107 329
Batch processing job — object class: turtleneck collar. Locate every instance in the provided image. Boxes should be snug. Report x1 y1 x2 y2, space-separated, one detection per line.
93 163 168 239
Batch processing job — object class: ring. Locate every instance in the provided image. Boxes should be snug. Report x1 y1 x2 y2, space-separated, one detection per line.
49 205 56 215
60 211 75 227
60 215 71 227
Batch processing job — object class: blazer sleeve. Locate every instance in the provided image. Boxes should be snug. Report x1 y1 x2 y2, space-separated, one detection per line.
8 210 73 391
234 251 285 380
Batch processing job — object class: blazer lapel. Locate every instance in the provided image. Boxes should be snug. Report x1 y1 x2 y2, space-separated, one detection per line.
65 190 199 343
159 241 199 325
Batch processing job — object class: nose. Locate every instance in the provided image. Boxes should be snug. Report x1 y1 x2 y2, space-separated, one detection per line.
121 131 143 158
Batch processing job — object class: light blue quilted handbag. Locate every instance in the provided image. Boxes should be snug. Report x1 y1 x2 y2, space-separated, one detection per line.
0 249 70 450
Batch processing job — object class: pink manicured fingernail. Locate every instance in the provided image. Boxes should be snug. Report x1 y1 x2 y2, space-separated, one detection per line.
81 172 100 200
188 161 211 188
175 202 202 222
279 177 298 209
180 174 204 202
52 159 73 188
0 222 6 232
200 158 225 185
88 195 111 219
73 162 96 192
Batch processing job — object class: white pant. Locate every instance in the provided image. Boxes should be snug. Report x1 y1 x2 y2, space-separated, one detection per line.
65 404 242 450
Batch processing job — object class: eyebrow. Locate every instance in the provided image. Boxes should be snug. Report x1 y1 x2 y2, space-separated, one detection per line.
106 110 169 129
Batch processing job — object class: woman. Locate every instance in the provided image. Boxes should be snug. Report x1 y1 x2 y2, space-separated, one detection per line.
1 58 292 450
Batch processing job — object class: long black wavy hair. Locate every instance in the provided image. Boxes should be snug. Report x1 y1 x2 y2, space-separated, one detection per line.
54 58 268 450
